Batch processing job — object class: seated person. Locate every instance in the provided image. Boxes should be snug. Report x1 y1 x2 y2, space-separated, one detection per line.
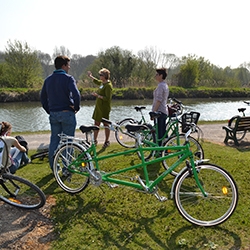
0 121 30 174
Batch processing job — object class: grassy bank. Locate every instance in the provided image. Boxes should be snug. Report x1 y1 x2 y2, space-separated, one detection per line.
18 141 250 249
2 86 250 102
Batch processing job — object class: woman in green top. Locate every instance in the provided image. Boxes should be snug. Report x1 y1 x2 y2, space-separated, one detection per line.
87 68 113 148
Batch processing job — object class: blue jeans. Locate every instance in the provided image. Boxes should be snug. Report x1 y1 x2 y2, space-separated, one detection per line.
9 148 30 174
156 113 167 145
49 111 76 170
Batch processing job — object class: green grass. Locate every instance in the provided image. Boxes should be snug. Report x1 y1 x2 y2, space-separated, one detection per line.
16 142 250 250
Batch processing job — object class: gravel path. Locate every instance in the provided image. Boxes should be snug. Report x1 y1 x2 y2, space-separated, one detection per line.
24 123 228 150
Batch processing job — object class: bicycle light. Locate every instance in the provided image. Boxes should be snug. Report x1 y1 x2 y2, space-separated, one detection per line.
222 186 228 195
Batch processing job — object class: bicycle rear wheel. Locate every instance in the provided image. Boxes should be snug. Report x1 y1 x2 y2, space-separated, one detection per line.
0 173 46 209
162 134 204 176
115 118 137 148
174 163 238 226
53 143 90 194
136 124 156 160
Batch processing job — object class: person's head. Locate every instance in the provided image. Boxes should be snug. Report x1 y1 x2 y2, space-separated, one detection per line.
98 68 110 80
155 68 167 80
0 122 12 136
54 55 71 73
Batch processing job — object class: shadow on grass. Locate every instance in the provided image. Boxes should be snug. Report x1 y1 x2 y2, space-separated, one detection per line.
225 140 250 152
34 172 63 195
167 224 242 249
52 190 176 249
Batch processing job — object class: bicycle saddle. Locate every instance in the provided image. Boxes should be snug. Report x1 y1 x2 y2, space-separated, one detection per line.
79 125 100 133
125 124 148 132
149 111 162 119
134 106 146 112
238 108 246 113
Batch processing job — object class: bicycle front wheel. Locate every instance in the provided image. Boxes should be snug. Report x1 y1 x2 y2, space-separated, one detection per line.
115 118 137 148
0 173 46 209
174 163 238 227
53 143 90 194
162 134 204 176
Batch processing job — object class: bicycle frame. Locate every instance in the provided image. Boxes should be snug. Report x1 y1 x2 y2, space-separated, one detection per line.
60 130 206 197
154 115 180 144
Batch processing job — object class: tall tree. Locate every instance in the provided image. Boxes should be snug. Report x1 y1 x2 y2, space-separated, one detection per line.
52 46 71 59
36 50 53 78
4 40 43 87
176 57 199 88
86 46 137 88
70 54 96 81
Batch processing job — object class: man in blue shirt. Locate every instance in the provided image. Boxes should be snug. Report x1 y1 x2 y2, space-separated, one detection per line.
40 55 80 171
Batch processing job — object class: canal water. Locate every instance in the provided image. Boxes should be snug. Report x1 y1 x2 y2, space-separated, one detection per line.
1 98 249 132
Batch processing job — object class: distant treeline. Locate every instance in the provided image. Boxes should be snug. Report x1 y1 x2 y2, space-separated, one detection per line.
1 87 250 103
1 41 250 90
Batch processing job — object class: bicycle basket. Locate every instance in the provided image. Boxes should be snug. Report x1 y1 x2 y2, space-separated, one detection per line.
181 112 200 133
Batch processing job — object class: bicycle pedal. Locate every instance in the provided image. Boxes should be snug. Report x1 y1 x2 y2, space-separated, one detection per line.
154 192 168 202
106 182 119 188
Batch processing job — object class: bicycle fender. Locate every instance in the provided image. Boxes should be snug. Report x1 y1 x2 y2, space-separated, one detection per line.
53 141 87 157
170 166 189 199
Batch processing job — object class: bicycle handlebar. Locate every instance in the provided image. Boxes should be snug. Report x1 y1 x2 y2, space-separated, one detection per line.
172 97 183 106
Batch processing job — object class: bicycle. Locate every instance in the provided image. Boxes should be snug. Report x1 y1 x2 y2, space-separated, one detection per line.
104 113 204 177
160 111 204 176
115 106 149 148
0 137 46 209
115 98 183 148
52 122 238 227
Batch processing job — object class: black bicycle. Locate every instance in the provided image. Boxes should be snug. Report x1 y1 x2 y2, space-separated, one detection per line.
0 137 46 209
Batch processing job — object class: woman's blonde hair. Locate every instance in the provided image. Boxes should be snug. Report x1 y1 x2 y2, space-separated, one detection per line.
99 68 110 80
0 122 12 136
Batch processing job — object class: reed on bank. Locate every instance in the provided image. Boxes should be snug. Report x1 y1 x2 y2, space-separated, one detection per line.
1 86 250 102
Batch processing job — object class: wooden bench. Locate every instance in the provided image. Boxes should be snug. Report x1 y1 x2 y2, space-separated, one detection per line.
222 115 250 146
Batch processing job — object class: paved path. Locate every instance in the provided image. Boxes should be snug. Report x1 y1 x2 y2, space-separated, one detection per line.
24 123 229 150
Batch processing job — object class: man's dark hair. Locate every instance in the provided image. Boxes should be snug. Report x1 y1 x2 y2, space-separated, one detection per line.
156 67 167 80
54 55 70 69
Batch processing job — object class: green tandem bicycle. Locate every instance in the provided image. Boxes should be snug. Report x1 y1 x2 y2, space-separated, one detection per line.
52 121 238 227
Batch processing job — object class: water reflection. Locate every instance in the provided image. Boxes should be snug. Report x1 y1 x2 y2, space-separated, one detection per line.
0 98 249 132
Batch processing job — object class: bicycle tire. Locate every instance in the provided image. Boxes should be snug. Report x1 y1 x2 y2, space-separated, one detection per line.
0 137 9 170
136 124 156 160
115 118 137 148
162 134 204 176
228 115 246 141
0 173 46 209
174 163 238 226
53 143 90 194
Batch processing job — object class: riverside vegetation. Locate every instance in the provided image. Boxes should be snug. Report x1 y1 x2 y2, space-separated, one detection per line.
14 141 250 249
1 86 250 102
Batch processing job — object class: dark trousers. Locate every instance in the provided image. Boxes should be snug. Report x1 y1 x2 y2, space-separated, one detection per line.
156 113 167 145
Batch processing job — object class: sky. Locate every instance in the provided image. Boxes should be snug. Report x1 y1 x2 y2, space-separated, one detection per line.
0 0 249 68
